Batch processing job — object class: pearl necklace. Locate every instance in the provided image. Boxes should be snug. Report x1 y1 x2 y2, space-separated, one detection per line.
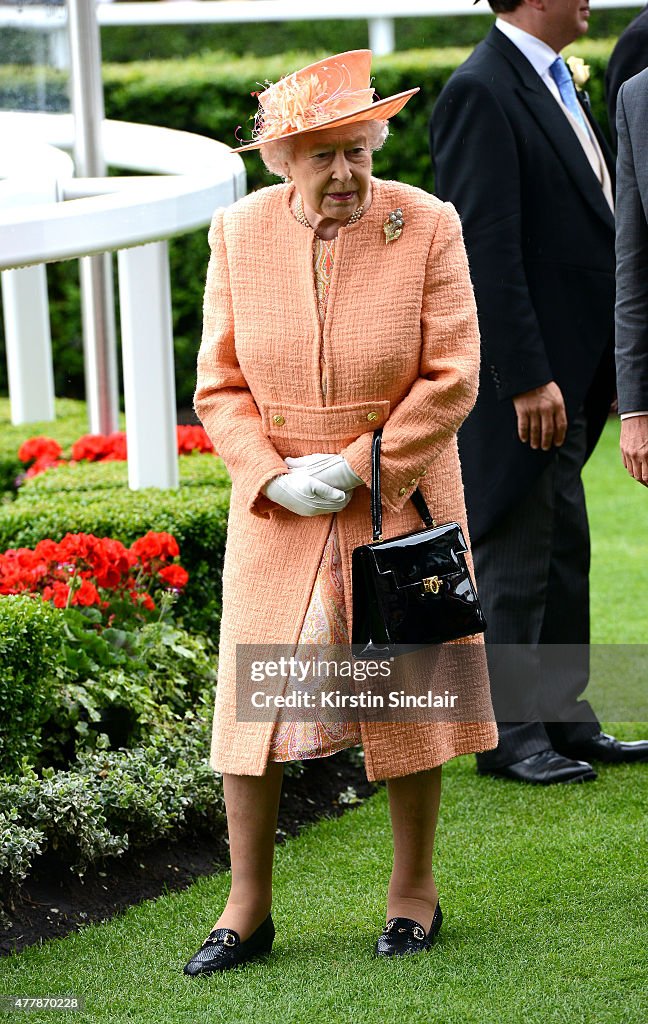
294 193 366 236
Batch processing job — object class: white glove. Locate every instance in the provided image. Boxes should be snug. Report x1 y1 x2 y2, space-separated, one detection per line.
262 472 352 517
284 453 364 492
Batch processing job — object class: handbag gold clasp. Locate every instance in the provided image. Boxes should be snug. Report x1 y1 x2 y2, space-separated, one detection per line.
422 576 441 595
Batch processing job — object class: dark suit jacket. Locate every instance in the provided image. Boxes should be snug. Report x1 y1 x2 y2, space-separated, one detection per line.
429 27 616 542
615 67 648 413
606 5 648 146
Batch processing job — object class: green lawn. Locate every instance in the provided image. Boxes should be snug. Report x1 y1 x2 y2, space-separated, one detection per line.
0 418 646 1023
585 418 648 645
583 419 648 721
0 753 646 1024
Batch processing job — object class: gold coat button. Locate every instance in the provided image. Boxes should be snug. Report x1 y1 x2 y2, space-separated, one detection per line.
399 486 407 496
272 414 285 426
367 411 379 422
410 478 417 486
420 469 427 477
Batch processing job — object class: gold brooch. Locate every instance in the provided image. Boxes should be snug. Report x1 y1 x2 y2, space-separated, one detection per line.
384 208 404 244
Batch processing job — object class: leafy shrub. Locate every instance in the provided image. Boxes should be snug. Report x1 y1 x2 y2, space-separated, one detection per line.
0 810 44 923
0 39 619 408
0 707 224 915
39 613 217 766
0 595 64 775
3 767 128 872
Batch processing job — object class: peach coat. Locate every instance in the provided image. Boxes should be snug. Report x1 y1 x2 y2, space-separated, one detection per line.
193 177 498 781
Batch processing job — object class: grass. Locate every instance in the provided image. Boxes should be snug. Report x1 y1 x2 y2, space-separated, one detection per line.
0 753 646 1024
584 418 648 645
583 418 648 721
0 416 646 1022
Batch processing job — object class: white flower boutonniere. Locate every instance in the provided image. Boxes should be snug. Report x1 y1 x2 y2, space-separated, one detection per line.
566 55 591 91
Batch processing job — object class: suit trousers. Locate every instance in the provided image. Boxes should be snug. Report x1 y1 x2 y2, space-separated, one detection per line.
473 412 601 770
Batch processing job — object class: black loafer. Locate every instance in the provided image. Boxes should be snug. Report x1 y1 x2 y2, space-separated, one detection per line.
375 903 443 957
183 914 275 975
554 732 648 765
478 749 597 784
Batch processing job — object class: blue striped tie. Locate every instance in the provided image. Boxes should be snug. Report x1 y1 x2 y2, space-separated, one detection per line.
549 56 588 132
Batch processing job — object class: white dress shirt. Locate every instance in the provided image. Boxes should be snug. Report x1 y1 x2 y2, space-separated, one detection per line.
495 18 613 213
495 18 563 101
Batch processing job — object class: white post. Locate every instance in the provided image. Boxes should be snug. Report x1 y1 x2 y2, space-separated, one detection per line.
368 16 395 56
1 266 55 425
117 241 179 490
68 0 120 435
49 26 70 71
78 252 120 433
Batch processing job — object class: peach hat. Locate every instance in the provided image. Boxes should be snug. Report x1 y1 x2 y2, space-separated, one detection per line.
231 49 419 153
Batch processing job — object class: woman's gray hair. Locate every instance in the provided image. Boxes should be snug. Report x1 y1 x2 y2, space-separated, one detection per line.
260 119 390 179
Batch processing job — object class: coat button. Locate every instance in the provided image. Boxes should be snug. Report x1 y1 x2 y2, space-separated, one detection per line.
272 414 285 426
367 411 379 422
420 469 427 477
399 486 407 496
410 478 417 486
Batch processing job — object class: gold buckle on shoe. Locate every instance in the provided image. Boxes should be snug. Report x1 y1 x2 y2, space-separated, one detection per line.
413 925 425 941
223 932 236 947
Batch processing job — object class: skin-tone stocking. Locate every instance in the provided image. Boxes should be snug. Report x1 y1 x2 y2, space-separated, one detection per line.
385 766 442 933
208 762 441 940
210 762 284 940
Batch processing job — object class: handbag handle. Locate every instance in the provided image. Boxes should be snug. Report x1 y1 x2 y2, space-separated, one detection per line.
371 429 436 542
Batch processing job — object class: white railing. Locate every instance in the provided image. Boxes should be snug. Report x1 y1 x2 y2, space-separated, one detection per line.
0 111 245 490
1 0 643 66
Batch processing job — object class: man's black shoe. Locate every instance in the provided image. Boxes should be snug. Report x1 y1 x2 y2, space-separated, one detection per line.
554 731 648 765
478 749 597 784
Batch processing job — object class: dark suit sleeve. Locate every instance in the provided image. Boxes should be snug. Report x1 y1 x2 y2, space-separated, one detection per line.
605 12 648 146
430 73 553 401
614 82 648 414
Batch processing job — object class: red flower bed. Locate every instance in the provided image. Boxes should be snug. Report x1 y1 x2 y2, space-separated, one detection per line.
0 530 189 621
71 432 127 463
17 436 67 479
16 426 215 481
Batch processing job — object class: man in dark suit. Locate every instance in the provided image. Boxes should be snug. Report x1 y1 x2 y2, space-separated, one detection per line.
429 0 648 783
606 4 648 146
615 67 648 486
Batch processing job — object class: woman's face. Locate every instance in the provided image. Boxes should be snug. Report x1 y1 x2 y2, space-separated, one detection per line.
286 125 373 226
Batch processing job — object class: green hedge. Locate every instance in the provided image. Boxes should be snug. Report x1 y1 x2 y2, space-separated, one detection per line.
0 8 637 66
0 397 95 495
1 399 231 636
0 596 64 776
0 465 230 638
96 9 638 62
0 39 618 409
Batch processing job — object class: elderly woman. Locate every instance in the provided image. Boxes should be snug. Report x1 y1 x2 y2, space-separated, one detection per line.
184 50 497 975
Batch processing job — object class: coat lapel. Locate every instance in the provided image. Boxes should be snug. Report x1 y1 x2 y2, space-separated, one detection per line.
486 28 615 232
579 90 616 185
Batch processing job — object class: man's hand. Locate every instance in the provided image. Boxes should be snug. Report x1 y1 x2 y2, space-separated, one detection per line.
512 382 568 450
620 415 648 486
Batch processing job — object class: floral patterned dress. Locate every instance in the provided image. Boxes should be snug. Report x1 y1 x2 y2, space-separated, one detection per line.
267 232 363 762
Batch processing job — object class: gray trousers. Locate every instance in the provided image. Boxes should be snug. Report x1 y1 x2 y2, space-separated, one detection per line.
473 413 600 770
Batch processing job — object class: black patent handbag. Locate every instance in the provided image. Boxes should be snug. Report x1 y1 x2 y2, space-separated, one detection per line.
351 430 486 658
